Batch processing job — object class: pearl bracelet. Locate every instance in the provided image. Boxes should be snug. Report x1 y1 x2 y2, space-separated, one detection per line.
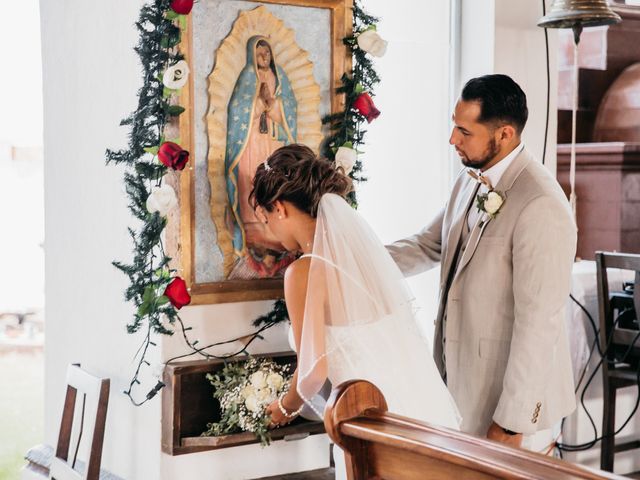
277 393 303 418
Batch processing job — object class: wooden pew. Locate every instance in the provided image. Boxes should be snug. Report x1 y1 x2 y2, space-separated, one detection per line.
324 380 626 480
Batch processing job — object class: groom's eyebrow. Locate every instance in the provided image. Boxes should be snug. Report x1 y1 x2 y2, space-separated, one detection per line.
451 115 471 134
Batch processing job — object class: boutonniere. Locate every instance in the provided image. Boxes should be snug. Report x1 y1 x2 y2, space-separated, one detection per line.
467 170 506 219
476 190 506 219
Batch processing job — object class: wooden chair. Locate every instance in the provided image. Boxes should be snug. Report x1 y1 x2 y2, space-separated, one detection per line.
324 379 626 480
22 364 118 480
595 251 640 472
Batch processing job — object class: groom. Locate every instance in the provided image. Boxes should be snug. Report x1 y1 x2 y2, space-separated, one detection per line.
388 74 577 447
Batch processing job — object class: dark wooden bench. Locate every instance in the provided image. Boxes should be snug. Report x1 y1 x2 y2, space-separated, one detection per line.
324 380 626 480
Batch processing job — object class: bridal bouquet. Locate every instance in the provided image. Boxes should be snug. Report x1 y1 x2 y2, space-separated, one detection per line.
202 357 293 446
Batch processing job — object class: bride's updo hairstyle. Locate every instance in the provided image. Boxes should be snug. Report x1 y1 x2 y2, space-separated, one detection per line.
250 144 352 218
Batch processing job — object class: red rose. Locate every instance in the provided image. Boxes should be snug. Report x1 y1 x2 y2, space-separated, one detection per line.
170 0 194 15
158 142 189 170
352 92 381 123
164 277 191 309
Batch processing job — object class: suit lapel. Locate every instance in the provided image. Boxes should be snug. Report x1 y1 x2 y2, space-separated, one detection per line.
453 148 533 279
455 212 491 276
441 179 480 286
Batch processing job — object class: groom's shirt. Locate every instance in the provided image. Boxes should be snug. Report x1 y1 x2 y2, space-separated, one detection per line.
466 142 524 232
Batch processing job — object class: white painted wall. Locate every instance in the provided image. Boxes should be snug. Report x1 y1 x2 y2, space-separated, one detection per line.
356 0 452 341
494 0 559 174
41 1 163 478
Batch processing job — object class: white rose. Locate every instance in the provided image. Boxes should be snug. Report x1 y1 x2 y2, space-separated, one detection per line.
240 385 255 400
162 60 190 90
266 373 284 390
484 191 504 215
146 183 177 216
357 29 388 57
335 146 357 175
250 371 267 389
255 388 272 403
245 395 260 413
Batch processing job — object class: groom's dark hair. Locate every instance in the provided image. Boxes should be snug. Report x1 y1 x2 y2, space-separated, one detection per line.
461 74 528 135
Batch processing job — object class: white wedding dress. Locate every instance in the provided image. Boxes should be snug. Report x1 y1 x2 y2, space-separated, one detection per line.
292 194 461 478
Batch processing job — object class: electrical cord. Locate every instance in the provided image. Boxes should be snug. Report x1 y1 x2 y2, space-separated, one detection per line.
126 317 280 406
541 0 550 166
556 294 640 452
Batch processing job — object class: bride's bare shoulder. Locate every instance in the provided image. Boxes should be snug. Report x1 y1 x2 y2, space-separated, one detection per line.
284 257 311 293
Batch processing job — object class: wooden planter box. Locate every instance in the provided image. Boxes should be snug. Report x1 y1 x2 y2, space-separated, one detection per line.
161 352 325 455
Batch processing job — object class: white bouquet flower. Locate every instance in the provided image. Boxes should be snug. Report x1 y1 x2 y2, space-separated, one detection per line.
203 357 293 446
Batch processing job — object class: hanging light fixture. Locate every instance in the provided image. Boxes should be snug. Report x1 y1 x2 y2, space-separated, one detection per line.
539 0 622 38
538 1 621 223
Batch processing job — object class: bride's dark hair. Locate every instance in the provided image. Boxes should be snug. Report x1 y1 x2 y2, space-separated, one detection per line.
250 144 353 218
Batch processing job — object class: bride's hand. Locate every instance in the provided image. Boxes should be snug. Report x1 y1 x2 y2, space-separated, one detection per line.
266 398 296 429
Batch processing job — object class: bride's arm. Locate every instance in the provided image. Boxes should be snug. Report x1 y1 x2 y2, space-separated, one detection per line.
267 258 310 426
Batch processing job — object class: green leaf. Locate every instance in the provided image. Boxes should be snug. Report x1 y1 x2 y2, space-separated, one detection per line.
163 87 178 98
143 146 159 155
166 10 179 20
142 285 156 304
166 105 185 117
354 83 365 94
160 30 181 49
341 141 354 149
154 268 171 280
156 295 170 306
179 14 188 31
137 302 150 317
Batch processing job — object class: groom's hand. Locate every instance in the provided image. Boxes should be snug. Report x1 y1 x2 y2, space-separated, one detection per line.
486 421 523 448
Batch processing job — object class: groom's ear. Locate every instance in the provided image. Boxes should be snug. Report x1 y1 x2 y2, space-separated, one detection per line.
499 124 517 143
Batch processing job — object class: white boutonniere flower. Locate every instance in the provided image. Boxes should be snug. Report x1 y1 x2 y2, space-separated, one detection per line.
356 29 388 57
162 60 190 90
146 183 178 216
476 190 506 219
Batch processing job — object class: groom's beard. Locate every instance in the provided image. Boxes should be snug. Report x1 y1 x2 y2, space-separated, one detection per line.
460 137 500 170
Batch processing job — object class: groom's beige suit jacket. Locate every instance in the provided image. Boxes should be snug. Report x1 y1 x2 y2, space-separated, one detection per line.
388 148 577 436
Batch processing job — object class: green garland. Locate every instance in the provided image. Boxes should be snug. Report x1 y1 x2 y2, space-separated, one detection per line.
107 0 382 404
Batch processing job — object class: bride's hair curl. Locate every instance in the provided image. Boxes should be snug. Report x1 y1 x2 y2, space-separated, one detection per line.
250 144 353 218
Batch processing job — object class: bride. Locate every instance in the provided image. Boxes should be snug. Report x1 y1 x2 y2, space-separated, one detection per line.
252 144 460 464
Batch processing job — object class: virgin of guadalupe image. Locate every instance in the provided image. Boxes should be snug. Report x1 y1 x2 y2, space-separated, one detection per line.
224 36 298 279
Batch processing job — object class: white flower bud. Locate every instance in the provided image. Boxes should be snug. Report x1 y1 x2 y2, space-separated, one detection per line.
146 183 178 216
162 60 190 90
357 30 388 57
335 146 357 175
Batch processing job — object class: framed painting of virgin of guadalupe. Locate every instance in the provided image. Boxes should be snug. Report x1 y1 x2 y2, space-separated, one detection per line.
166 0 353 305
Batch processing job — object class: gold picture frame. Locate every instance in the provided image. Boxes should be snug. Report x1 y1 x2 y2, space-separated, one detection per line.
168 0 353 305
